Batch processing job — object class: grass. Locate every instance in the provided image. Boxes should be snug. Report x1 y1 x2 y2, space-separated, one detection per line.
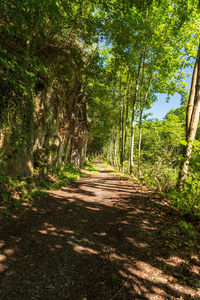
101 160 129 180
83 160 100 174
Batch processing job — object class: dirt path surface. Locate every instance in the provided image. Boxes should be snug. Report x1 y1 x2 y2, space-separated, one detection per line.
0 162 200 300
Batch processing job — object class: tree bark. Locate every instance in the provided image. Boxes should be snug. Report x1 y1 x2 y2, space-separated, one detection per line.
178 43 200 188
119 70 124 171
138 73 153 177
137 57 146 177
120 73 130 172
186 56 198 136
113 128 117 166
109 138 113 165
124 79 132 167
129 52 143 174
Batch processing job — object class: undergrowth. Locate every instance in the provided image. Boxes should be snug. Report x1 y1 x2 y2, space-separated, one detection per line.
0 161 98 216
83 160 100 174
167 177 200 219
166 140 200 219
105 152 200 219
103 157 200 238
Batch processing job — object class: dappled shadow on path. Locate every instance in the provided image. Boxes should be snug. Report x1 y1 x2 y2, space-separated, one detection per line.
0 164 200 299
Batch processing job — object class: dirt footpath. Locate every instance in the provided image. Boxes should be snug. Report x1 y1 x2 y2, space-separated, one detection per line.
0 163 200 299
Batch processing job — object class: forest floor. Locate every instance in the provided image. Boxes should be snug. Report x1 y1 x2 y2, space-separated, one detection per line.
0 161 200 300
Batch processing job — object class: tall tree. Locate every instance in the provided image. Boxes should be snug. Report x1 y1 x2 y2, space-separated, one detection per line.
178 43 200 188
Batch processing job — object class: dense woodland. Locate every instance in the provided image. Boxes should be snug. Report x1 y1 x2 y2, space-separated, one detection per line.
1 0 200 218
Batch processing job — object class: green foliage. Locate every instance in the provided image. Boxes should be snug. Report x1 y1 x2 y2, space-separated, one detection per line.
122 108 185 191
112 276 122 286
50 164 81 186
179 220 195 237
139 162 178 191
27 190 49 200
140 111 185 165
168 140 200 217
83 160 100 173
2 192 9 201
0 161 100 218
168 183 200 217
14 200 22 210
0 163 82 216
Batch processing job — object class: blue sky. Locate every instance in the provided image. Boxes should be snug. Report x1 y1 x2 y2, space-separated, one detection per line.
147 93 182 119
147 65 194 120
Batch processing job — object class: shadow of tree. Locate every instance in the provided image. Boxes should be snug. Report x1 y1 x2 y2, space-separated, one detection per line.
0 164 200 299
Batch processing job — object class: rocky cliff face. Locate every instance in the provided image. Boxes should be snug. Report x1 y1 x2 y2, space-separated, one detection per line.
0 43 89 177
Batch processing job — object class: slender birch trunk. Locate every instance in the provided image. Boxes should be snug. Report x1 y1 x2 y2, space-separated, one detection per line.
124 79 132 167
109 139 113 165
113 128 117 166
112 83 118 167
138 121 142 177
137 57 145 177
178 43 200 188
138 74 153 177
120 74 130 172
130 53 143 174
119 71 124 171
186 56 198 136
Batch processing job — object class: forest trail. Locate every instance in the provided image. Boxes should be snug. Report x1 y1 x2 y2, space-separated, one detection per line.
0 162 200 300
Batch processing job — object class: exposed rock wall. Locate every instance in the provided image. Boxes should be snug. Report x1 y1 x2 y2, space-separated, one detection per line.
0 45 89 177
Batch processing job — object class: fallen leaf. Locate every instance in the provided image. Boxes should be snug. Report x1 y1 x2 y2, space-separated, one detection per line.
76 239 83 244
169 276 177 283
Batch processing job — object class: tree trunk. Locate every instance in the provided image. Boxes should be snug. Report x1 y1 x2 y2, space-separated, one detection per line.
138 127 142 177
113 127 117 166
138 73 153 177
186 56 198 136
129 100 137 175
121 74 130 172
130 52 143 174
109 139 113 165
178 43 200 188
137 57 145 177
119 71 124 171
124 79 132 167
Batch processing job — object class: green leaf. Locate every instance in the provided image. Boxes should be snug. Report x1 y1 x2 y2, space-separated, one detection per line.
180 140 187 146
2 193 8 201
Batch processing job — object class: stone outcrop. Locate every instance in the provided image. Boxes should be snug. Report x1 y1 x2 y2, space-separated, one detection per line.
0 43 89 177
